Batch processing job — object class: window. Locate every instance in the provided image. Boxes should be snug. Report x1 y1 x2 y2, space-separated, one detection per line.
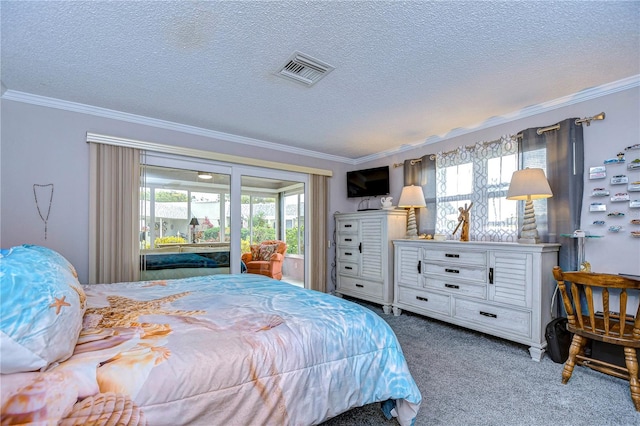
241 194 277 247
435 137 519 241
140 166 231 248
283 192 304 255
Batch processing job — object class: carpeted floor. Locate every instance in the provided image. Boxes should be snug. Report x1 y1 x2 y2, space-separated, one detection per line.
321 299 640 426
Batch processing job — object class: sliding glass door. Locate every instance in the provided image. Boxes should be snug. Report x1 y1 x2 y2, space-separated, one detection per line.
137 156 309 288
140 164 232 281
239 174 306 286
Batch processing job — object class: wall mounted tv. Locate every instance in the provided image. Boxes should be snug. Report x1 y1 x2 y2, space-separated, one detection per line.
346 166 390 198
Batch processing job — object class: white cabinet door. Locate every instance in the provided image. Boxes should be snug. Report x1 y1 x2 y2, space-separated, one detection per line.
395 244 421 288
489 251 533 309
360 217 384 281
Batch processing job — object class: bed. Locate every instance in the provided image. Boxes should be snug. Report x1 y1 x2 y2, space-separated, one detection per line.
0 244 421 425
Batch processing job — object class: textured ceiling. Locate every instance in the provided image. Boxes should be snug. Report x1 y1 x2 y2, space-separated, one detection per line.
1 1 639 161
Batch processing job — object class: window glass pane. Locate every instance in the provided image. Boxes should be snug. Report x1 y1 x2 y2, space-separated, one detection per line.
239 175 305 285
139 165 231 280
299 193 305 255
192 192 222 243
444 163 472 196
486 197 518 232
251 196 277 243
284 193 304 255
487 154 517 191
154 188 189 246
436 138 519 241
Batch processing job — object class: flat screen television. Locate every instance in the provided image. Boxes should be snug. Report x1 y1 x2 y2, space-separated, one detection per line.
346 166 390 198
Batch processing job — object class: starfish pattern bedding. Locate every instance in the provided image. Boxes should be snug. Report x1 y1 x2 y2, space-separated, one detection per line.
1 273 421 425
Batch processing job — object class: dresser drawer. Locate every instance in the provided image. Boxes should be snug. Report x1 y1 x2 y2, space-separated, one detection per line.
338 261 359 276
338 247 360 262
423 262 486 283
423 276 486 299
397 287 451 317
337 275 382 298
453 299 531 338
423 248 486 266
337 234 359 247
336 220 359 234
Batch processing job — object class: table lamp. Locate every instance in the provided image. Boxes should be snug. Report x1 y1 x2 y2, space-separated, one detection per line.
506 168 553 244
190 217 199 243
398 185 426 239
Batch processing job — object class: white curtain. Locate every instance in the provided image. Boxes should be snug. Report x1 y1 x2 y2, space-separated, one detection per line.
435 136 519 241
89 143 141 284
308 174 327 292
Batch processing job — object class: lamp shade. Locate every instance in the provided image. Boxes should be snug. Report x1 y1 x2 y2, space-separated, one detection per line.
398 185 427 208
190 217 199 226
506 168 553 200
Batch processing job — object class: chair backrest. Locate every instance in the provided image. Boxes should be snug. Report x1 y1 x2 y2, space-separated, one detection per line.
552 266 640 347
260 240 287 256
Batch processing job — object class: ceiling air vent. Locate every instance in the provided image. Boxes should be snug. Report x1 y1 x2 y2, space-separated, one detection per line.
276 51 334 87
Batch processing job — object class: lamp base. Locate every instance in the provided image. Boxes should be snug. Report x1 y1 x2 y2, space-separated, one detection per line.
518 199 541 244
405 207 419 239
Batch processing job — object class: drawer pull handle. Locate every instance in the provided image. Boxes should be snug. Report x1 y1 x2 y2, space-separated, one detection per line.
345 238 352 242
416 296 428 302
445 284 459 289
417 260 421 274
445 268 459 274
355 284 364 288
359 243 362 253
480 311 497 319
445 253 460 258
345 224 352 228
489 267 494 284
345 266 353 270
345 252 352 256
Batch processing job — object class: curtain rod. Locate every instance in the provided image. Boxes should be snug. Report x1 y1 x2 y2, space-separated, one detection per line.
393 154 436 168
517 111 606 138
392 111 606 168
393 138 506 167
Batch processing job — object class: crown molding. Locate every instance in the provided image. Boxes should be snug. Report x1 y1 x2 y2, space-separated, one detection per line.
0 90 355 165
3 74 637 167
354 74 640 164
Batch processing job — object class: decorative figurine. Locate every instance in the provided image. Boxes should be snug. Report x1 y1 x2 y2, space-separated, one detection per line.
453 202 473 242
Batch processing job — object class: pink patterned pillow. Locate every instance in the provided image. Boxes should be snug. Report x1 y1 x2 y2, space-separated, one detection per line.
250 244 261 260
259 244 278 261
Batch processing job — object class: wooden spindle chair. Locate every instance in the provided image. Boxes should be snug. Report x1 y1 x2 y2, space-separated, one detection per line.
552 266 640 411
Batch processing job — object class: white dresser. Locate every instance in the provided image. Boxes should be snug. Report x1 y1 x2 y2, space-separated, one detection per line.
393 239 560 360
335 210 407 313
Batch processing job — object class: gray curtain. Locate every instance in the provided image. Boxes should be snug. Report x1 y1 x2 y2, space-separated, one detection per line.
518 118 584 272
404 154 436 235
